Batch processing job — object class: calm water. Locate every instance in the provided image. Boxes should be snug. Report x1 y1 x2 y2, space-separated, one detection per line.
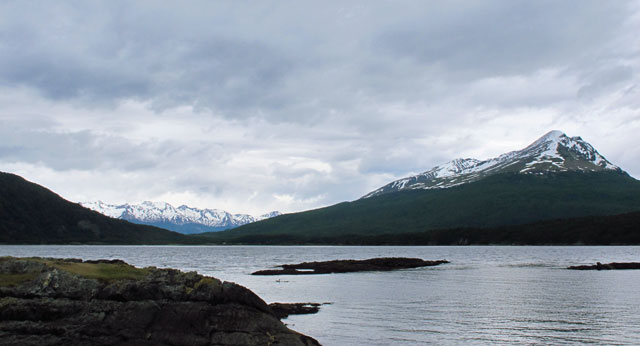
2 245 640 345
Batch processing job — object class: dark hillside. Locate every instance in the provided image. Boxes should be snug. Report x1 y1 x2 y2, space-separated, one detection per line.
193 210 640 245
0 172 191 244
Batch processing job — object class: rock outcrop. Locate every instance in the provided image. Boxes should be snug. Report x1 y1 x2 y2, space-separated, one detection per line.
268 303 323 319
252 257 449 275
568 262 640 270
0 257 319 346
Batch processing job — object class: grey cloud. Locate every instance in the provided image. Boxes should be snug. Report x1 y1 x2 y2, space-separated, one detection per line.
0 2 295 113
1 0 633 121
373 1 629 77
0 128 153 171
577 65 634 99
0 121 244 199
0 113 243 173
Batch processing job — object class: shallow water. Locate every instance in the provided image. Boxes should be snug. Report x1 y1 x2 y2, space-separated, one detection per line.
2 245 639 345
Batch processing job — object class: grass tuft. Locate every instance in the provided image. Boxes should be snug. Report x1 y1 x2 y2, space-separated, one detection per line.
2 257 151 283
194 277 215 289
0 272 38 287
49 261 150 282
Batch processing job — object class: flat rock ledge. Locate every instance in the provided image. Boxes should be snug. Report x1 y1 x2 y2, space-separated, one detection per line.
568 262 640 270
252 257 449 275
0 256 320 346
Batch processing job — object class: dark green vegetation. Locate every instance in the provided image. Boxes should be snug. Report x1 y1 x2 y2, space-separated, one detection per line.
0 272 38 287
0 172 194 244
194 210 640 245
199 171 640 244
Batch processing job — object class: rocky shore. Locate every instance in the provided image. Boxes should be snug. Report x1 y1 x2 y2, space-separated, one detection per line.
0 257 319 346
252 257 449 275
568 262 640 270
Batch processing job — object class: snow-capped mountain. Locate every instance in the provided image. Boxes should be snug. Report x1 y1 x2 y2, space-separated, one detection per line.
363 130 622 198
81 201 281 234
255 211 282 221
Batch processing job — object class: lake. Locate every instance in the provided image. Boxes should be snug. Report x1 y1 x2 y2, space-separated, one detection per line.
2 245 639 345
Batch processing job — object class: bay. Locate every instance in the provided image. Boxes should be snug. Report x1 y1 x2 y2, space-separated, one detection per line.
1 245 639 345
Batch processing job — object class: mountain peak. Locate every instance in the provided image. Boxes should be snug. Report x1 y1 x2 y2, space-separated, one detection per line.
141 201 171 210
521 130 567 152
542 129 566 140
362 131 622 198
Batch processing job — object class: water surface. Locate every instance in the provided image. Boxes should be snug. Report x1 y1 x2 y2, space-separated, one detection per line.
2 245 639 345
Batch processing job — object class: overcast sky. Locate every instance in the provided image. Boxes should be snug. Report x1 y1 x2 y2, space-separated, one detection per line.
1 1 639 215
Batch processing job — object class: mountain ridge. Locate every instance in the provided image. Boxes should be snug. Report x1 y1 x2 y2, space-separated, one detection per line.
81 201 281 234
363 130 620 198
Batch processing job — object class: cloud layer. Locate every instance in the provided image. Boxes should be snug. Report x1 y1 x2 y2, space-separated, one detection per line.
1 1 639 214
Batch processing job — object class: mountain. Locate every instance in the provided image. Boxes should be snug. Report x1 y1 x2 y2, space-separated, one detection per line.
200 131 640 243
81 201 281 234
0 172 193 244
363 130 620 198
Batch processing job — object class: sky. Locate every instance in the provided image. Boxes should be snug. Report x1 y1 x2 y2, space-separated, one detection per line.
1 1 639 215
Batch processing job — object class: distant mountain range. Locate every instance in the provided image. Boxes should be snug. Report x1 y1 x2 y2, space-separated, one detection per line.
81 201 281 234
201 130 640 243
